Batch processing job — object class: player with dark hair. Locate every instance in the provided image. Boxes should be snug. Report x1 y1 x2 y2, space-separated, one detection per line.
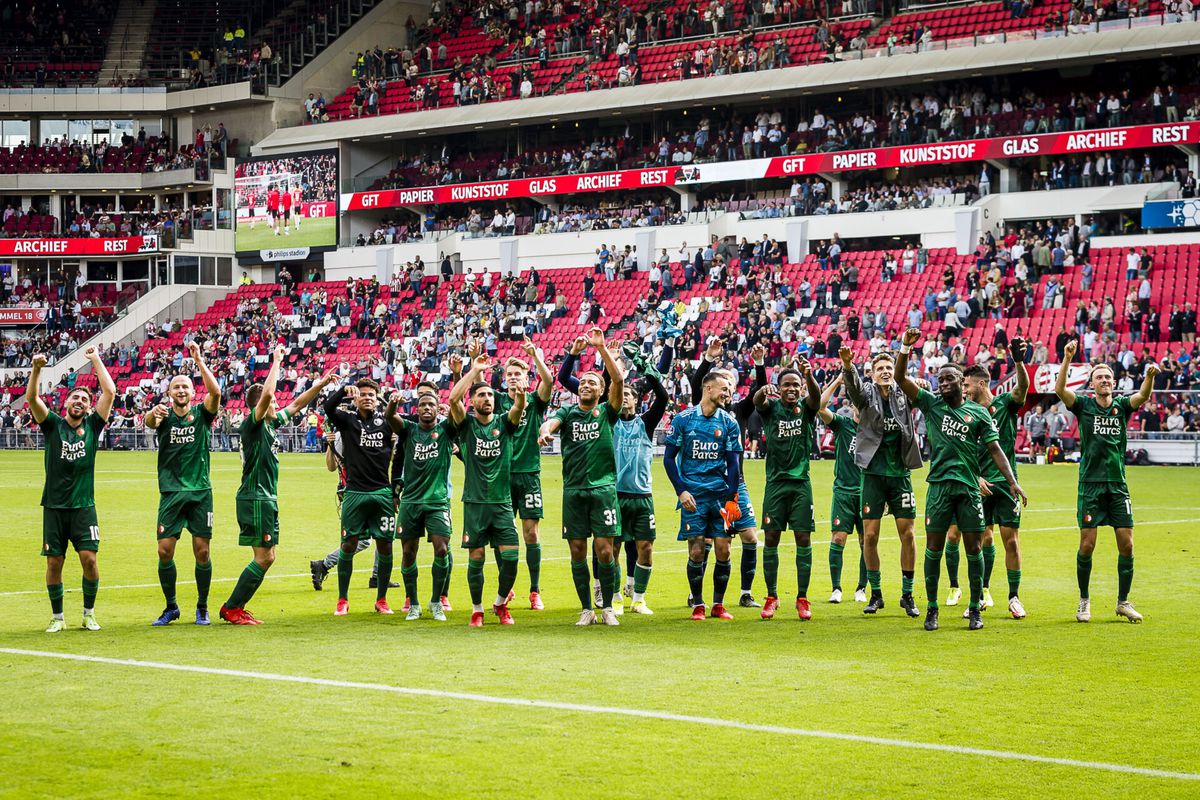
144 340 222 626
753 360 821 620
664 370 742 621
945 342 1030 620
895 328 1027 631
815 375 869 604
1056 339 1157 623
220 345 336 624
450 354 526 627
323 376 398 616
27 347 115 632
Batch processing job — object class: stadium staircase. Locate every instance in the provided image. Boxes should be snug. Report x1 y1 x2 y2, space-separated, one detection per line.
99 0 157 85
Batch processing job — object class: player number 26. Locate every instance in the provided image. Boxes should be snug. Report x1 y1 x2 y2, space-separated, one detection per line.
900 492 916 509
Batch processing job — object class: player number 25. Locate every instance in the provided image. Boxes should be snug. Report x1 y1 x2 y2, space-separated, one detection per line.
525 492 543 509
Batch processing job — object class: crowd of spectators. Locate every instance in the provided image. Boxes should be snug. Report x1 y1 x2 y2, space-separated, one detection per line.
0 129 211 176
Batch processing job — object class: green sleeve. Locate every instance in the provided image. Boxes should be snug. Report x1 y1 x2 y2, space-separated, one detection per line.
604 401 620 422
1117 395 1134 419
552 405 569 425
198 403 218 424
979 414 1000 445
914 388 935 413
502 413 518 434
87 412 106 435
826 415 842 432
758 398 775 419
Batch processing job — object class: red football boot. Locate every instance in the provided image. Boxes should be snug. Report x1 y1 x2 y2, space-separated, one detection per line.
761 596 779 620
334 598 349 616
796 597 812 621
469 610 485 628
711 603 734 620
494 603 515 625
690 604 707 621
440 595 453 612
529 591 544 610
374 598 394 615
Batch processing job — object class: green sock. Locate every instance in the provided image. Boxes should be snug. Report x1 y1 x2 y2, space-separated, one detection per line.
497 549 519 603
795 545 812 598
431 555 448 605
226 561 266 609
981 544 996 588
598 557 615 609
81 577 99 611
901 570 914 596
571 559 592 609
612 558 623 601
526 543 541 592
1076 551 1092 599
158 559 178 606
923 548 943 609
867 569 881 593
1117 554 1134 602
401 562 418 605
857 548 867 590
763 546 779 597
467 558 485 606
633 562 652 594
48 582 64 615
195 560 212 607
966 552 984 610
828 542 845 590
945 541 960 587
442 550 454 598
337 549 354 600
375 554 394 600
1007 568 1021 599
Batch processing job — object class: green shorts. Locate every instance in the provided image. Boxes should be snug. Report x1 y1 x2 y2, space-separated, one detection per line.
762 479 815 533
925 481 985 534
618 494 657 542
42 506 99 557
400 502 453 541
236 497 279 547
562 485 620 539
1077 481 1134 529
983 481 1022 529
510 472 545 520
341 488 397 541
860 473 916 520
157 490 214 539
462 502 519 549
830 491 863 535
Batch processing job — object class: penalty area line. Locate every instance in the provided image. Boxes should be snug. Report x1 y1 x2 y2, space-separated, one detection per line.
0 648 1197 783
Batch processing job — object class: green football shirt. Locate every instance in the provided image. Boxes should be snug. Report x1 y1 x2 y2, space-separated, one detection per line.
826 414 862 495
979 392 1020 484
865 399 909 477
396 417 456 505
457 413 517 504
553 401 620 489
914 389 998 488
759 398 817 482
237 410 290 501
1071 394 1133 484
39 411 105 509
497 391 548 474
156 403 216 493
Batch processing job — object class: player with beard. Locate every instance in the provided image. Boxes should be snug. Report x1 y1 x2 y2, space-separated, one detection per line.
27 347 115 632
145 340 221 626
815 373 869 604
895 329 1027 631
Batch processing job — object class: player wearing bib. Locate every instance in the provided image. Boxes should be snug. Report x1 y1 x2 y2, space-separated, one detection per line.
451 354 526 627
145 340 221 627
841 347 923 618
1056 339 1157 624
323 377 399 616
895 329 1026 632
291 186 303 229
947 348 1031 620
816 375 868 604
664 371 742 621
497 337 553 610
689 337 768 608
281 185 293 235
27 348 115 633
753 361 821 621
386 392 457 622
220 346 335 625
267 186 281 234
539 327 625 627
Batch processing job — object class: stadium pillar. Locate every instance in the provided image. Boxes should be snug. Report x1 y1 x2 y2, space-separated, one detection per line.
667 186 695 212
498 238 519 276
986 159 1016 194
953 208 978 255
785 219 809 264
1173 143 1199 176
818 173 845 203
634 230 656 270
374 245 394 284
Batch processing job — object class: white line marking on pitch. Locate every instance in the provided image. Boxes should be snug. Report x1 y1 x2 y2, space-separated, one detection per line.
1 518 1196 599
0 648 1196 782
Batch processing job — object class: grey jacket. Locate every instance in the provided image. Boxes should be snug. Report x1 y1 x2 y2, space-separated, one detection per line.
842 364 924 471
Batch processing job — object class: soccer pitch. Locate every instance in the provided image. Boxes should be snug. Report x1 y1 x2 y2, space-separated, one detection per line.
2 451 1198 798
234 215 337 253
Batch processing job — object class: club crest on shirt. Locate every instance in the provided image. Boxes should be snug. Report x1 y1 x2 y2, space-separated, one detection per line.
432 432 438 440
834 517 841 526
265 534 272 542
964 414 973 423
491 429 499 436
592 408 600 417
715 429 722 437
187 415 194 423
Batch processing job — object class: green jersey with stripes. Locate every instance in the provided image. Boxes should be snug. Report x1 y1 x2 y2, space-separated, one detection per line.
40 411 105 508
496 391 547 474
979 392 1020 484
396 418 456 505
915 389 998 487
1072 394 1134 484
457 413 517 504
237 409 290 501
156 404 216 493
759 398 817 482
825 414 861 494
553 402 621 489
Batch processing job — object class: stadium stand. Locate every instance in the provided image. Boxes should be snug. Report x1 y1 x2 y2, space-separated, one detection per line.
0 0 115 86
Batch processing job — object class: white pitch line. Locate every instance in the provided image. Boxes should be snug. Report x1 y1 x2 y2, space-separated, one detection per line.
0 647 1196 783
1 518 1196 599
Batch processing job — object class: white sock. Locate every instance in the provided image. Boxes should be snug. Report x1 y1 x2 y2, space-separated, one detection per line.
494 594 507 608
472 603 484 613
632 591 645 603
83 607 94 614
53 613 64 620
625 576 635 589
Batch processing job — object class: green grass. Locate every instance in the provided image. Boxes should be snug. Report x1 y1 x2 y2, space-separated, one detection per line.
234 215 336 253
2 451 1199 799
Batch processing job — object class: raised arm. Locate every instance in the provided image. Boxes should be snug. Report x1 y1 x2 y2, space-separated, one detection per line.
449 354 490 425
506 383 527 426
286 366 337 418
796 357 820 412
986 440 1028 506
590 327 623 412
537 414 562 446
385 392 404 434
188 340 221 414
323 382 349 421
895 328 922 401
817 374 843 424
1010 337 1030 406
640 371 669 437
732 342 766 420
839 346 867 410
323 429 340 472
1055 339 1078 409
690 336 722 404
523 337 554 403
87 347 116 421
256 344 284 423
557 335 586 393
1130 363 1160 410
25 353 49 424
753 383 777 414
